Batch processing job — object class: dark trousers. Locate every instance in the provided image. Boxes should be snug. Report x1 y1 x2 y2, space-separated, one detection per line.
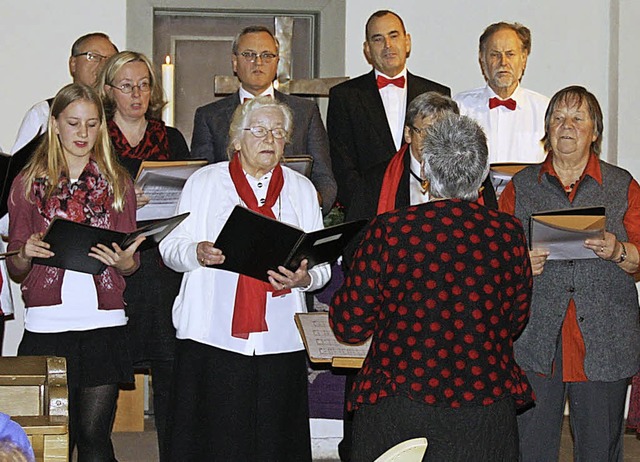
518 344 628 462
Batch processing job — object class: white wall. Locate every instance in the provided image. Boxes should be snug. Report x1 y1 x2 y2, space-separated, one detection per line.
344 0 615 156
0 0 127 153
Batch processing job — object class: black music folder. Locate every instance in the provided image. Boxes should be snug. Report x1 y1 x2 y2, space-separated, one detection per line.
214 205 367 282
33 212 189 274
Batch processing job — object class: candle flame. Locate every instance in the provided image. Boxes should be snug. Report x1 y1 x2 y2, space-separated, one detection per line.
165 55 171 65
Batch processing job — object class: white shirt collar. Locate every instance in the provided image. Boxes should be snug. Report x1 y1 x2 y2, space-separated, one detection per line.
239 84 275 103
374 67 408 80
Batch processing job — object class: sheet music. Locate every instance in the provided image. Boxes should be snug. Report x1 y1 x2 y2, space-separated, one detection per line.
135 162 206 221
295 312 371 363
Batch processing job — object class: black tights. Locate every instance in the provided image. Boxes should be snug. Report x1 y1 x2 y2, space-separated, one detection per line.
69 383 118 462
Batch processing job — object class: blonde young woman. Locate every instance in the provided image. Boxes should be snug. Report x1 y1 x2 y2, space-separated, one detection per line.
7 83 143 461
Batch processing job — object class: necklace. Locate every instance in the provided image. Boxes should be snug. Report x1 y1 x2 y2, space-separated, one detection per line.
409 169 429 195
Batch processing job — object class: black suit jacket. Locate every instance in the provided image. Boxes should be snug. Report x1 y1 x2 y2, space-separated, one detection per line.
190 90 337 213
327 70 450 209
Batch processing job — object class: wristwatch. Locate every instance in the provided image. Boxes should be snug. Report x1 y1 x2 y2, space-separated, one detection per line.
615 241 627 263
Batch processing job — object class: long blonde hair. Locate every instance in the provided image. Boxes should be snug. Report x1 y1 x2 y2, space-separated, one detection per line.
21 83 130 211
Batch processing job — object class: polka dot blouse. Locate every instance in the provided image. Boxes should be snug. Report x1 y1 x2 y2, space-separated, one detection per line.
330 199 534 411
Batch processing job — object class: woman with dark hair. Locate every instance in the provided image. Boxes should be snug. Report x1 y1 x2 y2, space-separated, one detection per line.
7 83 142 461
96 50 189 461
331 114 533 461
499 85 640 461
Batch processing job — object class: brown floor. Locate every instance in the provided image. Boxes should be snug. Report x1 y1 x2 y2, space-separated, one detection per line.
110 417 640 462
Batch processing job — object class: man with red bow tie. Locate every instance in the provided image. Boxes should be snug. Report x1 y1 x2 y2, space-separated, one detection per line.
454 22 549 165
327 10 450 211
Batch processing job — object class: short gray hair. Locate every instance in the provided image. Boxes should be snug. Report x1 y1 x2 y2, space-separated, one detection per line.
421 114 489 201
71 32 117 56
231 26 279 55
227 96 293 158
405 92 459 126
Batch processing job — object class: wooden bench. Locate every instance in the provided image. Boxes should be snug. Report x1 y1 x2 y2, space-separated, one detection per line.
0 356 69 462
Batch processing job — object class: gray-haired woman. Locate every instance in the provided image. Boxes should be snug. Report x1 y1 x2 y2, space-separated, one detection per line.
330 114 533 461
159 96 330 461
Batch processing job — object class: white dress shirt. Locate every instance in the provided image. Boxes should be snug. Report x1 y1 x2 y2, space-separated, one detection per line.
160 162 331 356
453 85 549 164
238 85 275 103
11 100 50 154
375 68 408 151
409 151 430 205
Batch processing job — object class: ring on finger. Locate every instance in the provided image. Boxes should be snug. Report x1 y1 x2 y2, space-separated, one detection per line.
601 246 605 253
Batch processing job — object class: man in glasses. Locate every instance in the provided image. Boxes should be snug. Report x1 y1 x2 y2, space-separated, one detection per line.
191 25 337 214
10 32 118 154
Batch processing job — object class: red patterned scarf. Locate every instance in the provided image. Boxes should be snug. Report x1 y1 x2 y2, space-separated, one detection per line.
228 152 286 339
108 119 169 160
33 159 115 284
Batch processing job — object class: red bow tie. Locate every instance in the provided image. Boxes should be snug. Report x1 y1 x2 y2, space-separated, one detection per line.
489 97 516 110
377 75 405 89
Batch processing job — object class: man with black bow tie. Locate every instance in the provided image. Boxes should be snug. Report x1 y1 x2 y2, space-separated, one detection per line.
454 22 549 165
327 10 450 211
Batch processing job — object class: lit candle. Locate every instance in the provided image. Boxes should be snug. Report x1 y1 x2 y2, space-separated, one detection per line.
162 55 175 126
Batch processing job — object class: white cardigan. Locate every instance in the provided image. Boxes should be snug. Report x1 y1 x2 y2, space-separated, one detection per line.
160 162 331 356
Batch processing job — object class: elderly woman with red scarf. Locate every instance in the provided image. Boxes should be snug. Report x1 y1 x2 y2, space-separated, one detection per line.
159 96 330 461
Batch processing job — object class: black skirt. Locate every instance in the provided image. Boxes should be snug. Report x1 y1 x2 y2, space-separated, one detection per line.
168 339 312 462
351 395 518 462
124 248 181 364
18 325 134 389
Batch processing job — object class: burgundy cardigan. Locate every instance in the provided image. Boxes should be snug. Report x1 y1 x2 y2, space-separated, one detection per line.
7 173 137 309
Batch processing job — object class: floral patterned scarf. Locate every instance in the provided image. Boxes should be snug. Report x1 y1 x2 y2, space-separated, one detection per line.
33 159 116 285
108 119 170 161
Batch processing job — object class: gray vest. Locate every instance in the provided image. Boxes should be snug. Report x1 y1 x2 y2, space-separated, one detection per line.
512 161 640 381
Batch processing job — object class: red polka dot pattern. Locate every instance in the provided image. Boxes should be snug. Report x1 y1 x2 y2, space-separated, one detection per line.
329 199 533 411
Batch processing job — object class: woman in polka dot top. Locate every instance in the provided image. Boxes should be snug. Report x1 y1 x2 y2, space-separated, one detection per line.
330 114 533 462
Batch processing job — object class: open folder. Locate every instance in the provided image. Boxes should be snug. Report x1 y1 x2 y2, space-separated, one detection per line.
32 212 189 274
489 162 537 197
530 206 605 260
213 205 367 282
295 312 370 368
135 159 207 221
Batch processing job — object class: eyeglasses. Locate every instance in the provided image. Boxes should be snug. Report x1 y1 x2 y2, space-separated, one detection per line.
74 51 108 63
243 126 287 139
108 82 152 94
237 51 278 63
409 125 428 137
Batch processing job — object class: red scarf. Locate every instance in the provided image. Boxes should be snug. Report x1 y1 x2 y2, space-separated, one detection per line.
377 144 410 215
108 119 170 160
228 152 287 339
33 159 115 285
